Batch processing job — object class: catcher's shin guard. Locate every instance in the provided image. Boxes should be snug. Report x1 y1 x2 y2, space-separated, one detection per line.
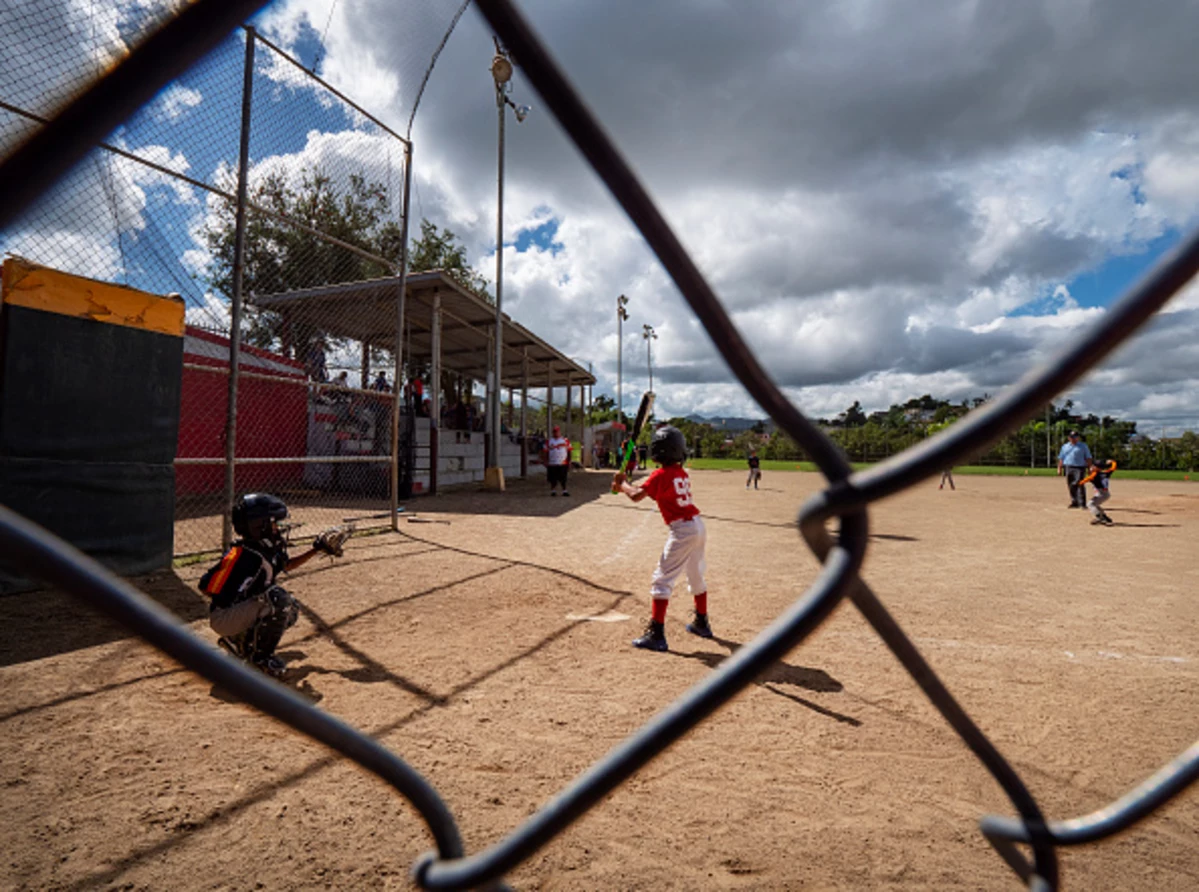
247 586 299 661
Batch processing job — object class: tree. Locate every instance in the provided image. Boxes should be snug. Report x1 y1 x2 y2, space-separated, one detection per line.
839 401 867 427
205 166 403 353
588 394 619 424
204 170 490 360
408 219 491 300
1176 431 1198 472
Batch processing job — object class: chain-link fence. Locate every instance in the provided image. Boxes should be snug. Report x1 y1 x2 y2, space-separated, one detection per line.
2 1 1197 891
1 18 422 560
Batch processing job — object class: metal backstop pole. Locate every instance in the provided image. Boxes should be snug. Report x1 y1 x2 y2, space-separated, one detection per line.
489 83 505 474
390 140 414 530
221 27 256 551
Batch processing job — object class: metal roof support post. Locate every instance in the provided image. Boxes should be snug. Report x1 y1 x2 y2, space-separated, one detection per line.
547 370 554 436
390 140 413 531
360 339 370 389
520 348 529 479
565 374 572 453
430 289 441 496
485 331 495 469
221 28 256 552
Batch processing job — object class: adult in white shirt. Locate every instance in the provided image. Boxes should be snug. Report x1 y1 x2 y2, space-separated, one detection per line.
544 425 571 496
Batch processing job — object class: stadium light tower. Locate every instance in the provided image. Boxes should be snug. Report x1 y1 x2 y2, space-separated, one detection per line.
616 294 629 424
487 38 531 475
643 323 657 395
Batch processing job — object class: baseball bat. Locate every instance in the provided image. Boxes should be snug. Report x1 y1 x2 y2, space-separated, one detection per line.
611 391 655 493
341 508 405 523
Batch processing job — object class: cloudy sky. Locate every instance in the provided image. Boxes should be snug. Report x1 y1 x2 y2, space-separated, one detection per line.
6 0 1199 431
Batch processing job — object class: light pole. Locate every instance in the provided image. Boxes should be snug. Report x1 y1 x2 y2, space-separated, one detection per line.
643 323 657 395
488 38 530 474
616 294 629 425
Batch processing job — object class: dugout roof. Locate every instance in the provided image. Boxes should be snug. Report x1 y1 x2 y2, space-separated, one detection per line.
248 271 594 389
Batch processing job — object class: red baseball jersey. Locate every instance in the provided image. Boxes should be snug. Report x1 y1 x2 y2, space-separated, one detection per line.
642 465 700 525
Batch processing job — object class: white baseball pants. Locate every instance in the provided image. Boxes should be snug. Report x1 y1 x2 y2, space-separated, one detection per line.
650 517 707 600
1088 488 1110 518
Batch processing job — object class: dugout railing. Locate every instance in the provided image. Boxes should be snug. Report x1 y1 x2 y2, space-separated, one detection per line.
0 2 1196 891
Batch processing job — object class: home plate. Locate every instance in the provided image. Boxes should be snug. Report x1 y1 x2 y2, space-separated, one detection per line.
566 610 632 623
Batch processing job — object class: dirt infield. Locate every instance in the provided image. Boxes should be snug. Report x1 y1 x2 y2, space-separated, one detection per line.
2 469 1197 890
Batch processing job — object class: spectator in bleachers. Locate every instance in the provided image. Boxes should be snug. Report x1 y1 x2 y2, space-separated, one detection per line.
372 371 390 392
305 338 328 383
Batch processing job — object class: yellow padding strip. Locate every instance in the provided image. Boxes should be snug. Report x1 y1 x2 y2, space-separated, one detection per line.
1 257 185 337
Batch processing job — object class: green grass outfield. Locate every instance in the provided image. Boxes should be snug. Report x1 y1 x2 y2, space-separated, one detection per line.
685 457 1195 481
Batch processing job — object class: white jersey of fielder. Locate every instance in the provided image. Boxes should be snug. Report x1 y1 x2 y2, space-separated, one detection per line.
547 436 570 466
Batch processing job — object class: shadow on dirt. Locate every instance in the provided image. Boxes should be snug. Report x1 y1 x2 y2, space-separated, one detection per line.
672 635 862 727
399 469 627 519
0 571 207 667
67 586 639 892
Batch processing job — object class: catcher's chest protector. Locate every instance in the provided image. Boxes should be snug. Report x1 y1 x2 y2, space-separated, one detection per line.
200 544 286 609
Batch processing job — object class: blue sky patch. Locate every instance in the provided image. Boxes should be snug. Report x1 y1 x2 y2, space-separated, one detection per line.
1063 230 1182 309
515 216 563 255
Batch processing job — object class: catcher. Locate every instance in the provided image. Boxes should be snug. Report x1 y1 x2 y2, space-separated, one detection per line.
198 493 350 678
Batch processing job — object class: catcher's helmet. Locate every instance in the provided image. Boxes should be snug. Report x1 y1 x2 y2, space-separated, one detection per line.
650 425 688 466
232 493 289 544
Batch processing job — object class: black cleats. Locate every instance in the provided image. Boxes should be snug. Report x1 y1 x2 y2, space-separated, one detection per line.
632 622 667 652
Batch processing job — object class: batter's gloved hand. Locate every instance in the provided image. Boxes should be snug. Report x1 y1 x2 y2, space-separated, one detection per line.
312 527 351 558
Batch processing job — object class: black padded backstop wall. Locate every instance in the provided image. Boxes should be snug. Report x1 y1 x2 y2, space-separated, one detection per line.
0 263 183 594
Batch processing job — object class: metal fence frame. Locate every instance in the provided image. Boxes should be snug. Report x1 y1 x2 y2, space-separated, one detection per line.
0 1 1196 890
1 21 415 556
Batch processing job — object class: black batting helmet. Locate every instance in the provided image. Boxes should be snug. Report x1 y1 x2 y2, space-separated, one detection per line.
232 493 289 544
650 425 688 466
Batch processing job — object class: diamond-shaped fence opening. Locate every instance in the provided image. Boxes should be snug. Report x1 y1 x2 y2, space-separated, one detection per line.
0 2 1196 891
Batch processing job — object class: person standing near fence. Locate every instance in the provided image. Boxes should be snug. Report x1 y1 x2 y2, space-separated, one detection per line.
544 425 571 496
1057 429 1093 509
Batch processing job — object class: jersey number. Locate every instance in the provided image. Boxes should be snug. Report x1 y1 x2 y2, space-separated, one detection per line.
672 476 693 507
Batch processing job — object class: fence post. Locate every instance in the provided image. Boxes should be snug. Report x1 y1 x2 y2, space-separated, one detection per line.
430 289 441 495
520 349 528 479
390 140 413 530
221 27 256 552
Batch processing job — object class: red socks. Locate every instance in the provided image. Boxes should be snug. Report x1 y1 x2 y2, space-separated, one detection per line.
651 598 668 624
650 593 707 624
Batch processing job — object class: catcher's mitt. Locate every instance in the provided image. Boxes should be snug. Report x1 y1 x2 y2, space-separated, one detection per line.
312 526 351 558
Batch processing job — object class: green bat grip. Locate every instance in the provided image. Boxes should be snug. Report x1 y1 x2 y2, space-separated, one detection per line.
610 441 638 493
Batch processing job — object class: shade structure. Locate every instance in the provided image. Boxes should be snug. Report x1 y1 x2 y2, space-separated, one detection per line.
248 270 594 389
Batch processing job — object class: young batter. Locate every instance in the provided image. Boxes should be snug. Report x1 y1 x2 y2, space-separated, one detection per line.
613 425 712 652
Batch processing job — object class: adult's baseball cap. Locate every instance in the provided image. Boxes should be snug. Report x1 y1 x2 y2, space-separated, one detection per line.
1068 429 1080 437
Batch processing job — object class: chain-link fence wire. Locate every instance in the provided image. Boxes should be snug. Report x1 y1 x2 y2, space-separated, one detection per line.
1 1 1198 890
0 15 418 559
171 29 414 558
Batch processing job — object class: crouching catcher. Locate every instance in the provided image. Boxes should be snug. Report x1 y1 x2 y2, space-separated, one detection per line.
199 493 350 678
